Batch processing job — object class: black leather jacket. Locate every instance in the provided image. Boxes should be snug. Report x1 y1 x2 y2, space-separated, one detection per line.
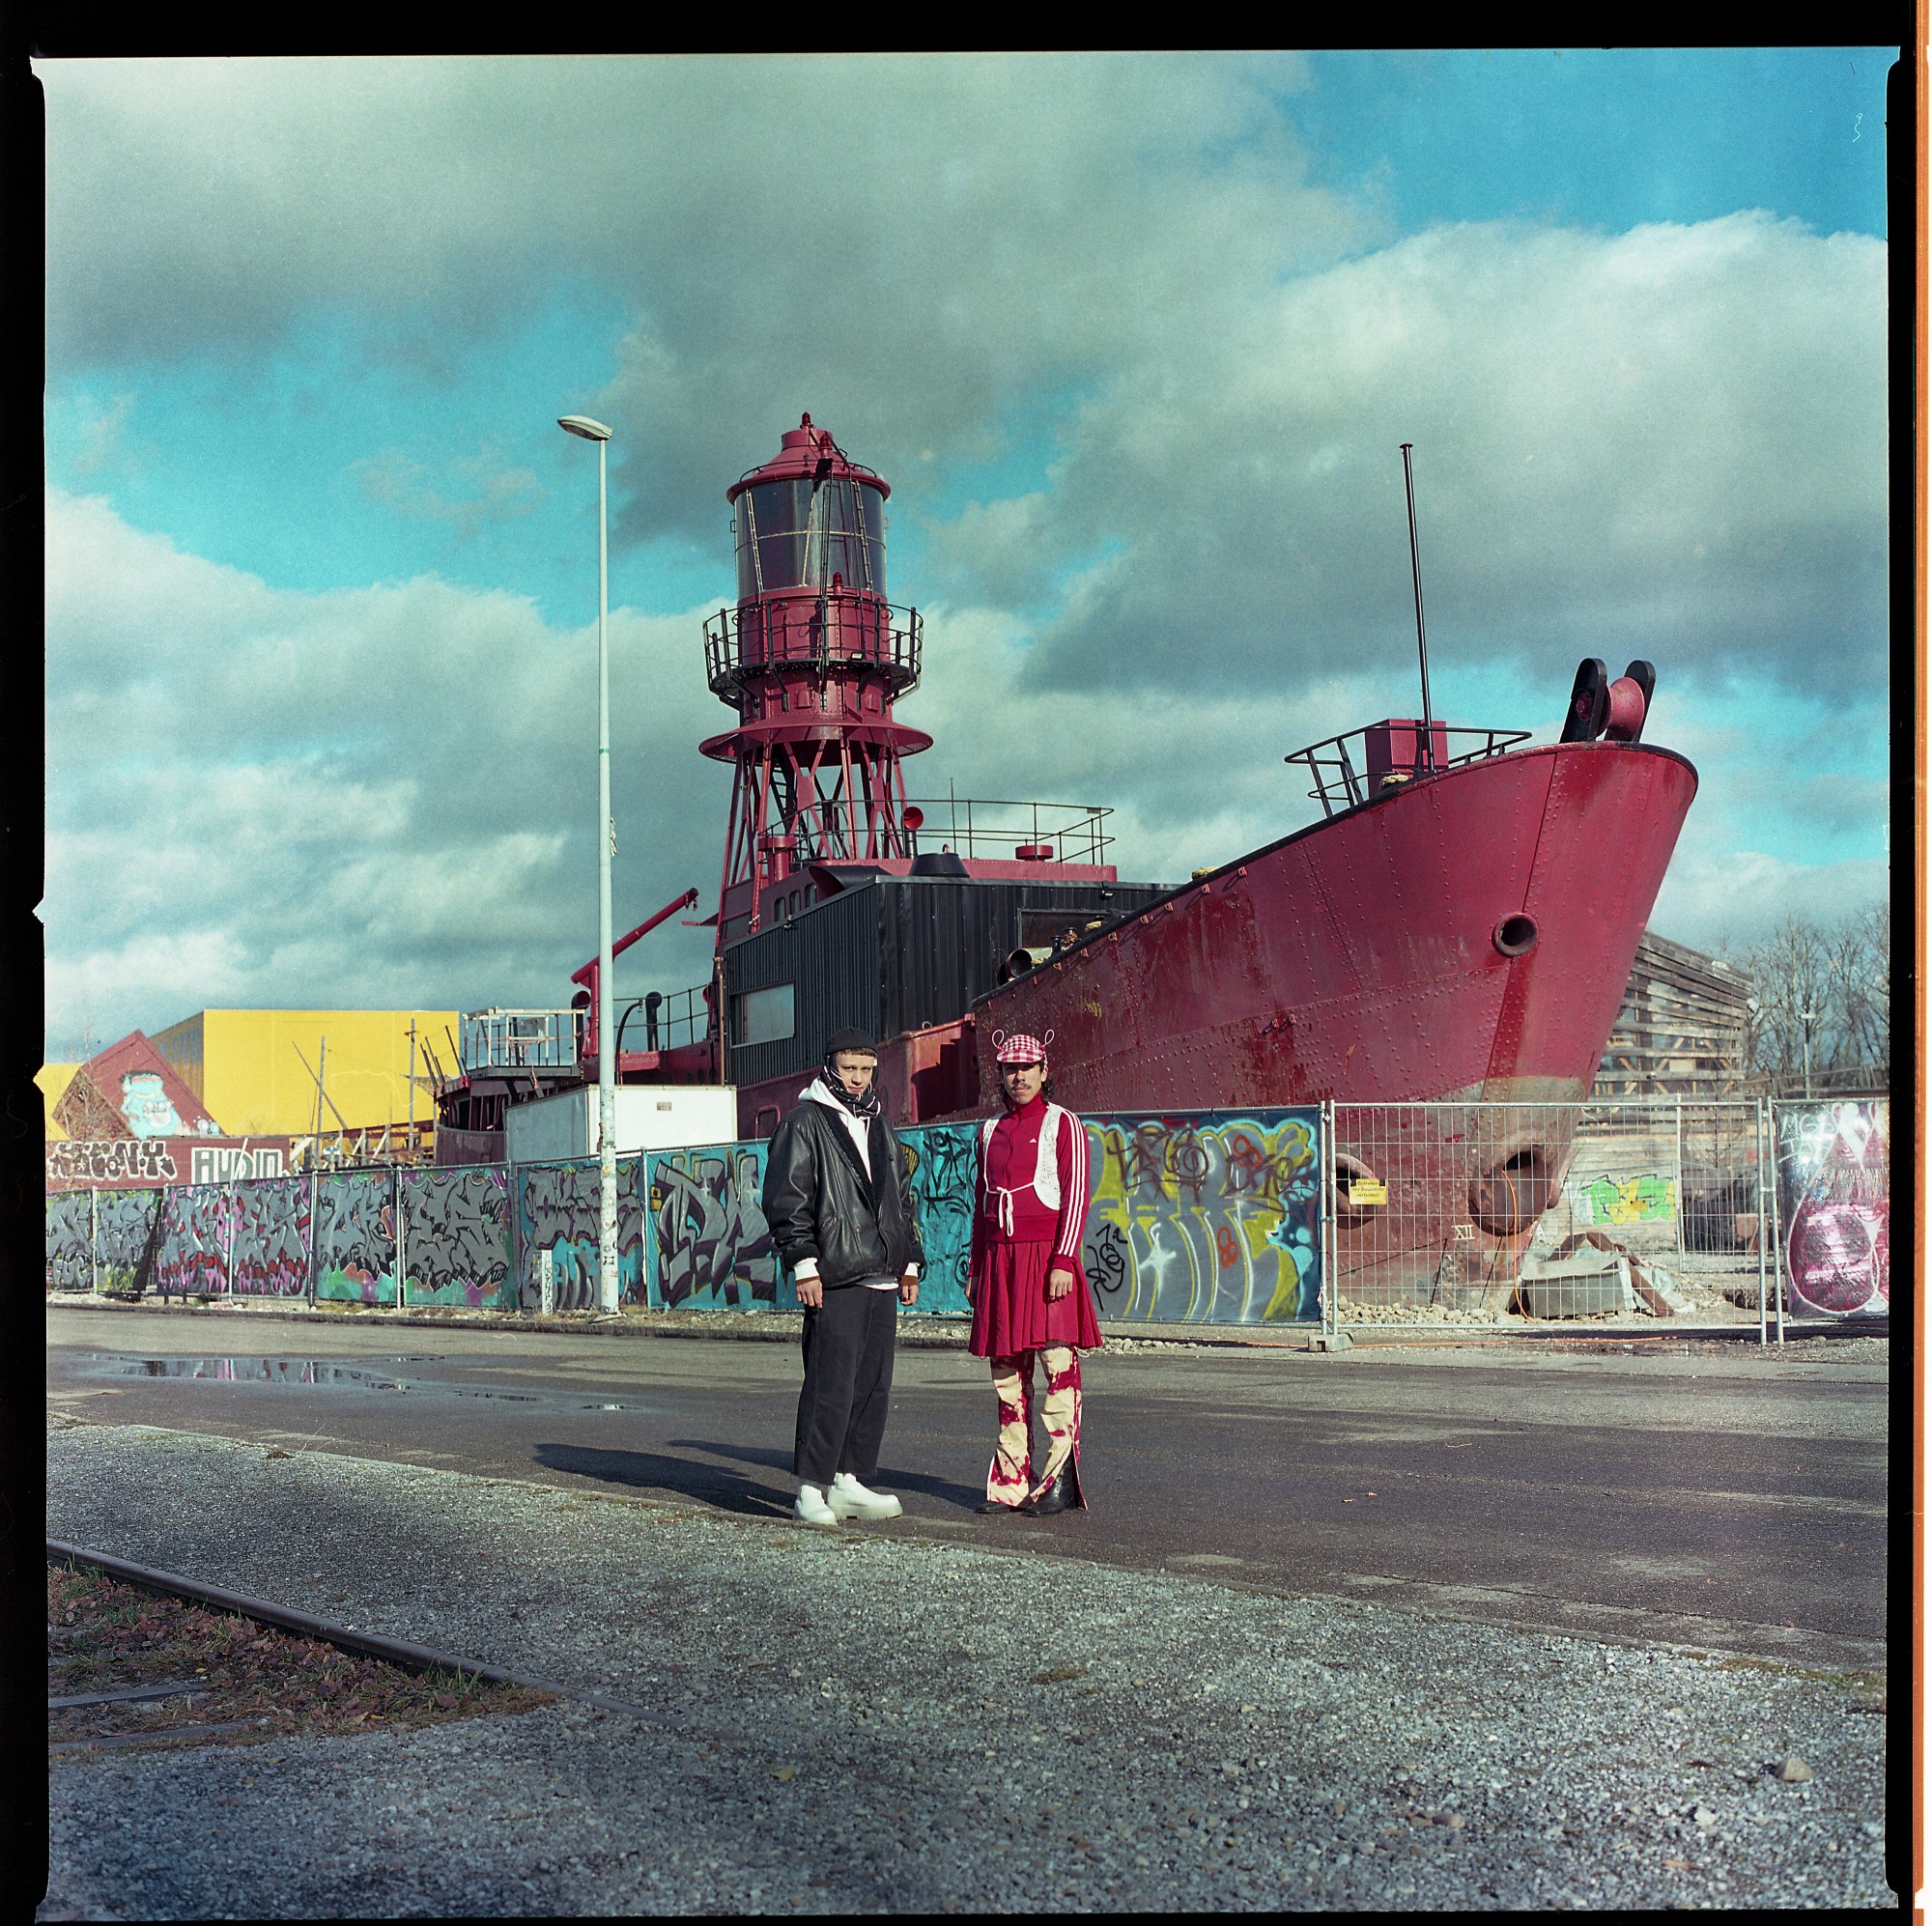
762 1087 924 1289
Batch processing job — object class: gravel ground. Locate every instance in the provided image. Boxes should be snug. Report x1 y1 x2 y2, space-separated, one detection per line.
44 1419 1892 1915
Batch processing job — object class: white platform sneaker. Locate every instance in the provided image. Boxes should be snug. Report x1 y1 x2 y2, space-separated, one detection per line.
827 1472 903 1521
793 1483 839 1527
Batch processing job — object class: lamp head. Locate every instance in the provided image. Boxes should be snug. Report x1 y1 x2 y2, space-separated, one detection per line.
558 414 613 441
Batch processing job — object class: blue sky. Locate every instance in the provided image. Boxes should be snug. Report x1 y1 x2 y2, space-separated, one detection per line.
41 50 1895 1058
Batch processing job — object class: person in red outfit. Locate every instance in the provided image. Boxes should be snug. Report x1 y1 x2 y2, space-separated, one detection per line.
967 1029 1102 1515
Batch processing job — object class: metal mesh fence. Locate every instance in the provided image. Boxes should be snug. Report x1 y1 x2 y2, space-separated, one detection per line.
1323 1098 1773 1337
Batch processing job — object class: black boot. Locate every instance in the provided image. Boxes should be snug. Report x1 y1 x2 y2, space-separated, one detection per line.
1019 1455 1083 1516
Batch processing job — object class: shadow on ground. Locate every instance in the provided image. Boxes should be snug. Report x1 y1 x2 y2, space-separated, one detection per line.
673 1435 988 1513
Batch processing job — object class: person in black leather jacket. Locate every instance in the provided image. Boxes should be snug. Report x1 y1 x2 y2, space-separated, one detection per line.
762 1029 923 1527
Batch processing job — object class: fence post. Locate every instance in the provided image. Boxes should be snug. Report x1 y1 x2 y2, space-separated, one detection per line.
394 1162 407 1312
221 1182 235 1298
307 1147 321 1307
508 1160 523 1317
90 1187 99 1296
1321 1099 1337 1342
1755 1096 1769 1346
1765 1096 1786 1345
1673 1095 1685 1259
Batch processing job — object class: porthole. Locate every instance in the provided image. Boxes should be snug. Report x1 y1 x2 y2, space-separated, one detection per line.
1492 914 1539 957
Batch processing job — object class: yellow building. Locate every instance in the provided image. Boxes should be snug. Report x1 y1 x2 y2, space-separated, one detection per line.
149 1009 459 1137
37 1063 78 1141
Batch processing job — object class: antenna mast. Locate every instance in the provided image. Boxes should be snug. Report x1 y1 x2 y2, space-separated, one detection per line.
1400 442 1437 772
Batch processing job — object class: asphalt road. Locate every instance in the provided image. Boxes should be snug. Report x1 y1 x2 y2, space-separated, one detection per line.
45 1304 1890 1676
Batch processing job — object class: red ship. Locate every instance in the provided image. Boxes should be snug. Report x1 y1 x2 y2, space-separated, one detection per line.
437 414 1696 1295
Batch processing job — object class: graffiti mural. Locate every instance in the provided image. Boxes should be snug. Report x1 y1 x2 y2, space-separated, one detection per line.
118 1070 185 1138
1081 1111 1323 1323
314 1170 397 1304
47 1108 1322 1329
649 1144 777 1310
400 1168 514 1311
45 1138 294 1193
516 1158 644 1312
189 1144 290 1184
47 1140 180 1189
154 1189 233 1298
45 1193 95 1291
228 1177 312 1297
1577 1173 1677 1226
1776 1100 1889 1317
898 1125 979 1317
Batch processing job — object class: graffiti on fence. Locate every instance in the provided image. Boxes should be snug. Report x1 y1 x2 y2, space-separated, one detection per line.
650 1144 776 1310
228 1178 311 1296
899 1124 979 1317
154 1189 231 1298
1578 1173 1677 1226
401 1168 514 1310
1082 1112 1322 1323
98 1191 160 1289
47 1107 1320 1329
314 1171 397 1303
518 1160 644 1312
45 1193 93 1290
1776 1100 1889 1317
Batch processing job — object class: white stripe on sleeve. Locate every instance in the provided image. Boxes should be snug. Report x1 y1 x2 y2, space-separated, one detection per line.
1054 1112 1088 1262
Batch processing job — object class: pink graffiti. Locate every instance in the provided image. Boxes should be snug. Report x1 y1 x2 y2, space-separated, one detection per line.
1787 1202 1889 1315
1782 1103 1889 1317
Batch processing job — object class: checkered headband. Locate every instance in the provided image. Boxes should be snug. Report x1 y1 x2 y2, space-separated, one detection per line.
993 1029 1053 1064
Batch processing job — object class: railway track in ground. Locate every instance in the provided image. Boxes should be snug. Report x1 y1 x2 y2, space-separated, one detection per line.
44 1541 655 1756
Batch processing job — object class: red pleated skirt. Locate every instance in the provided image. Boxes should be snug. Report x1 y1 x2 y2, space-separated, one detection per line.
969 1237 1103 1358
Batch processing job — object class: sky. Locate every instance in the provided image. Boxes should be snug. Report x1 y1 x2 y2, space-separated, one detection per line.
40 48 1897 1062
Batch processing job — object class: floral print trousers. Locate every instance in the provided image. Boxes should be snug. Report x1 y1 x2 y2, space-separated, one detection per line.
985 1347 1082 1507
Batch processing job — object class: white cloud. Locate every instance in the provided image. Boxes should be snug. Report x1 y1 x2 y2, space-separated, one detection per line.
43 490 733 1041
38 56 1890 1043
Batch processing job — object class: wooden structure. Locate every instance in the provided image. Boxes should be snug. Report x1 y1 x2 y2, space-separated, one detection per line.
1594 930 1753 1097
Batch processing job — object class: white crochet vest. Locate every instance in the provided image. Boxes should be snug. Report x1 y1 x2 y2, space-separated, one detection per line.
980 1103 1068 1213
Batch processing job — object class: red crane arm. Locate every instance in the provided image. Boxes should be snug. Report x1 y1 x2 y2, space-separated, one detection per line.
571 888 700 988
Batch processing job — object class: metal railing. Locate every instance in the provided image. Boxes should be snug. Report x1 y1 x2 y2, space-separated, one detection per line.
459 1009 581 1073
614 985 709 1056
1286 724 1531 819
703 595 923 701
900 797 1115 865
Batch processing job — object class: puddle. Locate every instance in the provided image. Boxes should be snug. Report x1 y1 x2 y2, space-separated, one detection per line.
83 1355 642 1412
100 1357 407 1390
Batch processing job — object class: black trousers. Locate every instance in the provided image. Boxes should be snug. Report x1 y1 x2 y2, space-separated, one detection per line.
794 1281 898 1486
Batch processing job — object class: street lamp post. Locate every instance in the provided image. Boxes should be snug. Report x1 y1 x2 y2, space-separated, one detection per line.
558 412 619 1316
1799 1008 1818 1101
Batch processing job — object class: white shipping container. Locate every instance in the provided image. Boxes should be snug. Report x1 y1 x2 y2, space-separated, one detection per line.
503 1085 741 1164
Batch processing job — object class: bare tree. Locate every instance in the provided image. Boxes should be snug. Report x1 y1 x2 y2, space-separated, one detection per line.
1722 906 1889 1093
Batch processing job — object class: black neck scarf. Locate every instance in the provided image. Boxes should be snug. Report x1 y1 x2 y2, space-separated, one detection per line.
819 1071 881 1120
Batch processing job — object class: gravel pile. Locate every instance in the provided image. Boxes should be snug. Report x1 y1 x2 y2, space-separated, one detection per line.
44 1421 1892 1915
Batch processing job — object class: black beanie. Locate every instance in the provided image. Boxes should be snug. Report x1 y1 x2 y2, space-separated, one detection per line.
823 1028 877 1060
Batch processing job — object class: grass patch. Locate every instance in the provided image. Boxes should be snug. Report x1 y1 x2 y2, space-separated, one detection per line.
47 1564 554 1758
1710 1653 1886 1696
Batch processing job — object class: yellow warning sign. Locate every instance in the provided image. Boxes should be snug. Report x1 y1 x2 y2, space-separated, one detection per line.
1347 1179 1388 1205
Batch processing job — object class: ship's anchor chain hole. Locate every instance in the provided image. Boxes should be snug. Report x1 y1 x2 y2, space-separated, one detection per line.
1467 1148 1558 1237
1492 914 1540 957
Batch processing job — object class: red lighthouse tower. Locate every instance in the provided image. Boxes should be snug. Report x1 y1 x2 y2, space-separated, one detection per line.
701 415 930 947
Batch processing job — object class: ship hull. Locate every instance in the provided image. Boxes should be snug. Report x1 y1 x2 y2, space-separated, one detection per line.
940 737 1698 1309
963 739 1696 1116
